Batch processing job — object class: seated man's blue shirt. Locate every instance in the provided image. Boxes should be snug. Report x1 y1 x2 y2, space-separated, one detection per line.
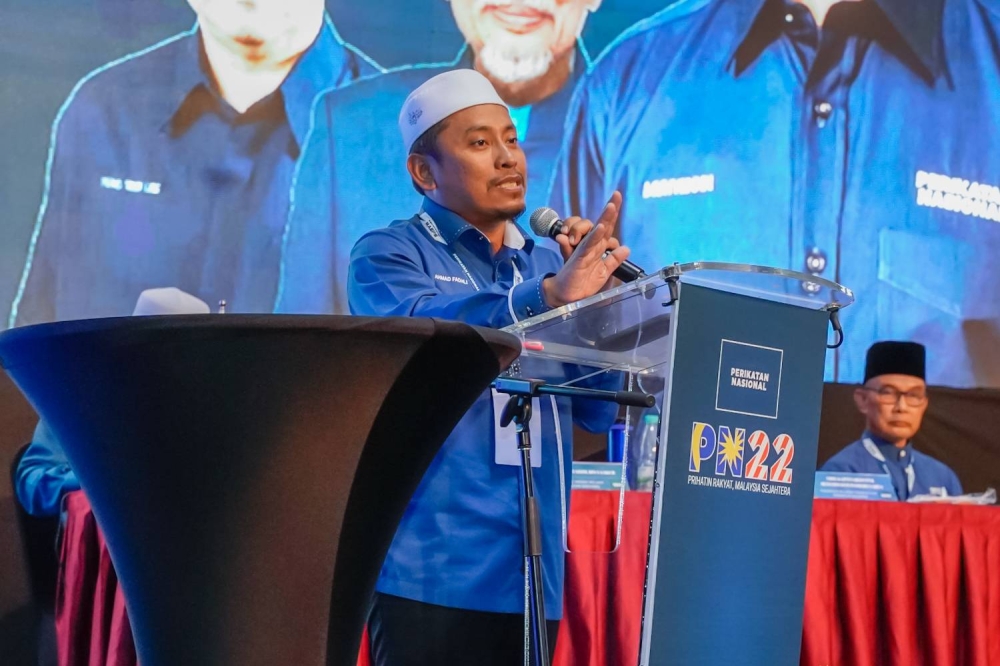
15 421 81 517
821 431 963 500
348 197 615 618
9 23 377 327
551 0 1000 388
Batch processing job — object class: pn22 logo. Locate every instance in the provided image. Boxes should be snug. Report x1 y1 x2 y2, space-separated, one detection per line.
688 422 794 484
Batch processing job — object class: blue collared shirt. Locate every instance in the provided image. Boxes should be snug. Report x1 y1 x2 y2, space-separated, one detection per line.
15 421 80 518
9 22 377 326
551 0 1000 388
821 431 963 499
275 43 589 315
348 197 615 618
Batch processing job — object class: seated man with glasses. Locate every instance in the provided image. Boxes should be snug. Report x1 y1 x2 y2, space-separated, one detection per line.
821 341 962 500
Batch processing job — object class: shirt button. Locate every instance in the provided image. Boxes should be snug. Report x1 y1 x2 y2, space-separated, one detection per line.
805 247 827 273
784 12 795 23
813 101 833 128
800 280 821 295
900 450 907 458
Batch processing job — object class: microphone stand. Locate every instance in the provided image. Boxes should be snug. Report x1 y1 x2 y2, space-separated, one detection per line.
492 377 655 666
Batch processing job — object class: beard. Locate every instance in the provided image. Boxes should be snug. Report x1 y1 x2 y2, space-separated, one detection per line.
509 204 527 223
488 203 527 224
482 200 527 226
478 37 554 84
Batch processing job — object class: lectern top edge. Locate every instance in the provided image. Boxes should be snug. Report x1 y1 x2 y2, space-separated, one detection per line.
502 262 855 339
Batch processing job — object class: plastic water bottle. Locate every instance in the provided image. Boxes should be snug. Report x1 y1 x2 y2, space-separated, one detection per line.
607 418 627 463
635 414 659 492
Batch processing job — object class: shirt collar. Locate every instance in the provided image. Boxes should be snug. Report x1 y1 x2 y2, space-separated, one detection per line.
278 21 354 146
503 220 528 250
864 430 914 463
421 197 534 253
726 0 772 72
164 21 349 146
874 0 946 81
729 0 945 84
164 30 211 127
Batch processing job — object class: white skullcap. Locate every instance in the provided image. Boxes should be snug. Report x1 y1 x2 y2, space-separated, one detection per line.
399 69 508 152
131 287 211 317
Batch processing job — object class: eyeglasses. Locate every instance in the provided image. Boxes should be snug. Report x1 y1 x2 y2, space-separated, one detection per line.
862 386 927 407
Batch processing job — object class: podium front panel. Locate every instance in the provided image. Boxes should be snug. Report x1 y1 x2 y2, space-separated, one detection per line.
643 282 828 665
505 264 851 666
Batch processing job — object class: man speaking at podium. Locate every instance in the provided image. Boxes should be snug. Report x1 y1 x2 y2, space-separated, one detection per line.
348 69 629 665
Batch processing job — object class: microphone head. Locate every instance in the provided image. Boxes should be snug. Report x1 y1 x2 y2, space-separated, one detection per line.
529 207 561 238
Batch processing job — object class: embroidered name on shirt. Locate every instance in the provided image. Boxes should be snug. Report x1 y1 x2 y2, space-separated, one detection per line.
915 170 1000 223
100 176 161 195
642 173 715 200
434 274 470 285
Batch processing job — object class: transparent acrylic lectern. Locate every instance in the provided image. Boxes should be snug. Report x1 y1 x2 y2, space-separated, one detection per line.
503 262 854 666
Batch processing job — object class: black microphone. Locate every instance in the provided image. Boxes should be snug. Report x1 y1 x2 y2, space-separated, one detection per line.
529 207 646 283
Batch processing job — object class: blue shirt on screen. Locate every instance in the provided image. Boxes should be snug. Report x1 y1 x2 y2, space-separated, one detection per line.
551 0 1000 388
821 431 962 500
15 421 80 518
275 43 589 315
348 197 616 618
8 20 379 327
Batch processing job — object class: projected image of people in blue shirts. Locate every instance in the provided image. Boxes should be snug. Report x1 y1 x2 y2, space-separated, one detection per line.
7 0 381 327
550 0 1000 388
275 0 602 314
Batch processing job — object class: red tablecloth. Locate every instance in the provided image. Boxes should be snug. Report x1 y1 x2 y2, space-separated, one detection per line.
57 492 136 666
57 491 1000 666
